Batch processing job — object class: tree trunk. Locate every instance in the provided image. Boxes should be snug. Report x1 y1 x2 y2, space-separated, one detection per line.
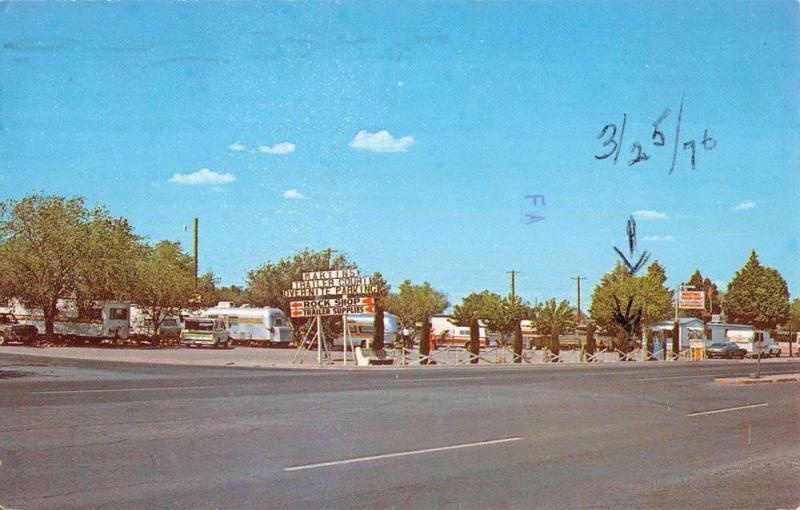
372 306 384 350
550 330 560 360
672 321 680 355
586 322 595 358
419 316 430 364
512 321 522 363
44 299 58 342
469 318 480 364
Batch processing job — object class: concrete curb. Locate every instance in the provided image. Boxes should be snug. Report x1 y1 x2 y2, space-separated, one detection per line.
715 373 800 384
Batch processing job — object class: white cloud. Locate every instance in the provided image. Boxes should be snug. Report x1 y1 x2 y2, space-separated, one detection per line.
349 130 414 152
258 142 296 154
283 189 305 200
227 142 246 152
632 209 667 220
642 235 674 242
169 168 236 185
733 199 756 210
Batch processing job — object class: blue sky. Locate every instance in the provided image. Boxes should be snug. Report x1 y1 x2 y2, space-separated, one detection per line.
1 1 798 309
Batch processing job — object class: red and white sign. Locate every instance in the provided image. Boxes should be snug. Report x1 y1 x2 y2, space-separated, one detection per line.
679 290 705 310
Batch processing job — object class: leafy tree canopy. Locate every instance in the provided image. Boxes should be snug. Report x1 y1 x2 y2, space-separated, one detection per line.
724 250 789 329
130 240 195 333
589 261 673 337
383 280 448 330
0 195 141 335
534 298 575 336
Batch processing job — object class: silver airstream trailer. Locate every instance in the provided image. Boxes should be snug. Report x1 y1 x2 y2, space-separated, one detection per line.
203 302 293 347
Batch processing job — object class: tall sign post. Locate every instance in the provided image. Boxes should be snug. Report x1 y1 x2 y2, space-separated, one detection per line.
285 269 377 365
676 286 704 358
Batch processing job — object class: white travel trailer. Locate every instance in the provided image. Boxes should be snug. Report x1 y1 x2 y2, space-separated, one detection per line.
332 313 398 349
430 315 492 349
12 298 130 344
203 302 293 347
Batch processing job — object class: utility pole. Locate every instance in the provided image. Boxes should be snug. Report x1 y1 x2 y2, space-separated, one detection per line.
324 248 338 270
571 276 585 323
506 270 518 301
193 217 199 289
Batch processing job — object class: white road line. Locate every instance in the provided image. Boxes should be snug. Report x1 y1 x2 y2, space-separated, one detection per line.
394 376 485 383
629 374 730 381
31 385 219 394
284 437 523 472
687 403 769 417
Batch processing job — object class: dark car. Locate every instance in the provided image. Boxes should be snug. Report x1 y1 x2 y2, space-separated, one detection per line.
0 313 39 345
705 342 747 359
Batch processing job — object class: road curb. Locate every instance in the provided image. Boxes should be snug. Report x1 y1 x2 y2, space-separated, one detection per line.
715 374 800 384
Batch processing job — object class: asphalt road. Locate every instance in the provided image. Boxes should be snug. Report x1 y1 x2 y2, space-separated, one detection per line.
0 354 798 509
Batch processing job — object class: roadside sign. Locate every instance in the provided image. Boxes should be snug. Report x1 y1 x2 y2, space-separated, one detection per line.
291 276 373 290
290 296 373 309
679 290 705 310
290 304 375 318
282 285 378 298
301 269 359 280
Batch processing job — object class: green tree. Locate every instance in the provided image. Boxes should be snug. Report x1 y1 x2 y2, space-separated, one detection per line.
684 269 722 322
787 299 800 356
534 299 575 356
0 195 140 338
724 251 790 329
371 272 390 350
589 261 673 349
383 280 448 333
130 241 195 338
451 291 494 362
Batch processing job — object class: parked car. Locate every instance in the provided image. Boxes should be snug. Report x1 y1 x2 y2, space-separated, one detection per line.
0 313 39 345
157 317 181 341
181 317 231 348
705 342 747 359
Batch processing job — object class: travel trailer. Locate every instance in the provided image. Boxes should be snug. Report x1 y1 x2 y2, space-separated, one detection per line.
332 312 398 349
11 298 130 344
430 315 493 349
202 302 294 347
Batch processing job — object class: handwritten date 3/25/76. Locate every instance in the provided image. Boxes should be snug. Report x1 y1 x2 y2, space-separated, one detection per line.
594 95 716 174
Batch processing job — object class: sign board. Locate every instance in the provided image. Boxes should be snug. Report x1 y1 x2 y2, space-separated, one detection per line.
301 269 359 280
291 277 373 290
290 296 373 309
283 285 378 298
678 290 705 310
290 304 375 318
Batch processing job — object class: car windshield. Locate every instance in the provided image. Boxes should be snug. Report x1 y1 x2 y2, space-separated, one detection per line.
162 319 177 327
185 320 214 331
0 314 18 324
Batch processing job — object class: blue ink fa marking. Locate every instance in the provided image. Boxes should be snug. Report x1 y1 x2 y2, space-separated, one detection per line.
523 194 545 225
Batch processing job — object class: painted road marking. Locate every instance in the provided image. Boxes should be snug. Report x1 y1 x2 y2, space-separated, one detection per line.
394 376 486 383
31 385 219 394
687 403 768 417
284 437 523 472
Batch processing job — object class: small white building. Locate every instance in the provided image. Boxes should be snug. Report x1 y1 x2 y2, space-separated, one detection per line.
650 317 706 352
